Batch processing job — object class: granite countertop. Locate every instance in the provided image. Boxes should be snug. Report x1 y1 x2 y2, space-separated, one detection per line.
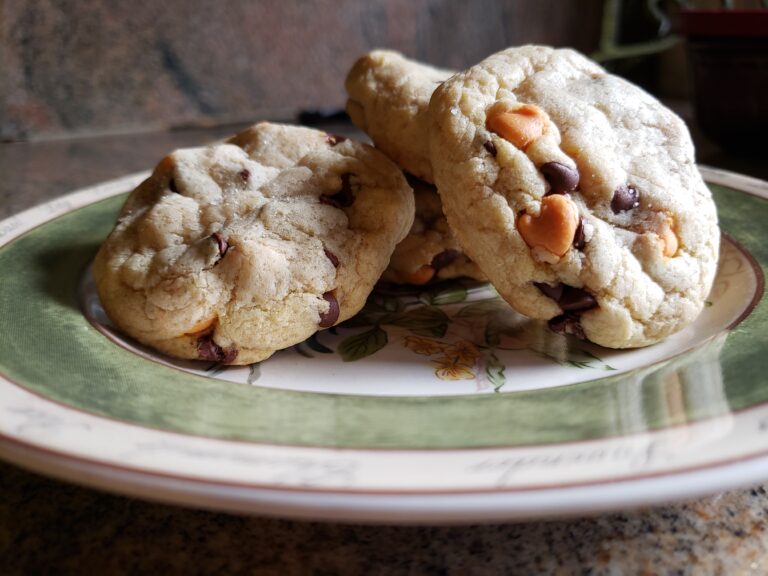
1 123 767 575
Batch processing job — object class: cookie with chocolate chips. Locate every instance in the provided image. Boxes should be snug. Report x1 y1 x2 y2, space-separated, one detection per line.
429 45 720 348
382 175 486 285
346 51 484 284
93 122 414 364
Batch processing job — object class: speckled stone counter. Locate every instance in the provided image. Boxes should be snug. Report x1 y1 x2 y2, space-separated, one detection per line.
2 124 768 575
2 458 768 574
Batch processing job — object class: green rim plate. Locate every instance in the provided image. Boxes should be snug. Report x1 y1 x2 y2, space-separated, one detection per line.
0 172 765 450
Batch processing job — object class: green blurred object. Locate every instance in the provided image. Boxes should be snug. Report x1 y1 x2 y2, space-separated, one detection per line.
592 0 680 63
591 0 681 92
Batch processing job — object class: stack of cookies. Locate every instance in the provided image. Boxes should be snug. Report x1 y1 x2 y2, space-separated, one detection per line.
94 45 720 365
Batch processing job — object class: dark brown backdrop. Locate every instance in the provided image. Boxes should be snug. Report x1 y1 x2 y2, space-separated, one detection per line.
0 0 603 141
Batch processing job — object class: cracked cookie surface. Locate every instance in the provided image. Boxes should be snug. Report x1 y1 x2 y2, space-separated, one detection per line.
429 46 720 348
94 122 414 364
346 50 484 284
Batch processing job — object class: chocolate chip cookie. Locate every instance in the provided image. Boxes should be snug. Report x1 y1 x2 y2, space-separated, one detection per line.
346 50 484 284
94 122 414 364
429 46 720 348
382 175 485 284
345 49 454 183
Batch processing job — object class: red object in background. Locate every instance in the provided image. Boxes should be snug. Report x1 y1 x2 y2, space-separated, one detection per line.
675 9 768 37
674 9 768 152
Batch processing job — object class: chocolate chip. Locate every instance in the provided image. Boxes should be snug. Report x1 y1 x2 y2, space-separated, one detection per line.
404 174 437 195
239 169 250 182
548 314 586 340
326 134 347 146
339 173 354 204
535 282 596 312
169 178 179 193
318 291 339 327
196 333 238 364
611 184 640 213
324 248 340 268
534 282 564 302
559 286 597 312
211 232 229 259
320 173 355 208
430 249 460 270
573 218 586 250
197 336 219 361
483 140 497 157
541 162 579 195
221 348 238 364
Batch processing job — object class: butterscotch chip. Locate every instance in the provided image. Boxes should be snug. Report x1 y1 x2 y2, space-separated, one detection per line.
486 104 547 150
399 265 436 286
657 216 679 258
517 194 580 258
93 122 414 364
429 45 720 348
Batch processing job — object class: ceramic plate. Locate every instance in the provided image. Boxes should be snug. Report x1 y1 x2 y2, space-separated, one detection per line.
0 166 766 523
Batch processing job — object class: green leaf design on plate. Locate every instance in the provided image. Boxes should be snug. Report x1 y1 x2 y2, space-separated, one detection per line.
305 332 333 354
425 280 468 306
565 349 617 371
485 320 534 349
338 311 383 328
293 343 313 358
534 346 616 371
485 351 506 392
247 364 261 384
1 183 765 451
485 311 528 348
368 293 402 313
338 327 388 362
388 306 449 337
205 363 228 377
455 299 509 318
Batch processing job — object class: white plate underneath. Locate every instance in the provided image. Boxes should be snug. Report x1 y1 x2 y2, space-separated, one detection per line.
0 166 766 523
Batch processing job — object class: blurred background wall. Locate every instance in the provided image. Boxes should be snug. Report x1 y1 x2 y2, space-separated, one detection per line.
1 0 606 141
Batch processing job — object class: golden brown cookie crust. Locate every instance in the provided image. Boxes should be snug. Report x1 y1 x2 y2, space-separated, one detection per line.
94 123 414 364
346 50 453 183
